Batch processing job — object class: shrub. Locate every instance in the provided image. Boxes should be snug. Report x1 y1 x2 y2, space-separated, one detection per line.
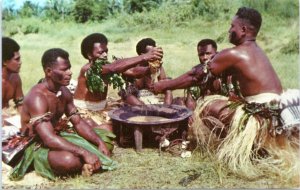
242 0 299 18
280 35 299 54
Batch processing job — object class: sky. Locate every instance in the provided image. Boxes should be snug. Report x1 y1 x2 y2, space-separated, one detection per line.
2 0 47 10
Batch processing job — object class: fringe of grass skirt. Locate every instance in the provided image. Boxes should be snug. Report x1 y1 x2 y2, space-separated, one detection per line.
190 95 300 183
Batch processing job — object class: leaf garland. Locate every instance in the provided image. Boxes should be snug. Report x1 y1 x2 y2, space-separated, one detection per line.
86 58 124 93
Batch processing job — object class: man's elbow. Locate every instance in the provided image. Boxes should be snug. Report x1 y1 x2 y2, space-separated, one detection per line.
42 137 60 149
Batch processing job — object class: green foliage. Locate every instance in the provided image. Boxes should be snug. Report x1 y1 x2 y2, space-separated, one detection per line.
73 0 112 23
280 35 299 54
242 0 299 18
61 131 117 171
90 0 111 21
2 18 40 36
18 1 40 18
2 8 17 21
73 0 94 23
86 59 124 93
119 1 196 30
123 0 161 14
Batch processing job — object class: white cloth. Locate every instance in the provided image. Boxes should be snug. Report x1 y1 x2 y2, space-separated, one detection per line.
2 115 21 142
74 99 107 111
138 89 164 104
279 89 300 128
245 93 280 104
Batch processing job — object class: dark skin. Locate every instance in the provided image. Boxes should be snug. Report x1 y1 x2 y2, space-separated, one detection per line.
151 15 282 129
151 16 282 97
21 56 109 177
122 45 173 106
74 42 164 102
2 51 23 112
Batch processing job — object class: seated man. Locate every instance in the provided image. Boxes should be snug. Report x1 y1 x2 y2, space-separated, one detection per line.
6 48 117 181
2 37 24 140
119 38 172 105
151 7 299 179
74 33 163 128
173 39 239 110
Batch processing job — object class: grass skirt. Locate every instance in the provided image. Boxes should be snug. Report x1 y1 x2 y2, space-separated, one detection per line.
190 95 299 183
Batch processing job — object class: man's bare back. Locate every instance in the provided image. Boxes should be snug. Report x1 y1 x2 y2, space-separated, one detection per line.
151 12 282 98
210 41 282 97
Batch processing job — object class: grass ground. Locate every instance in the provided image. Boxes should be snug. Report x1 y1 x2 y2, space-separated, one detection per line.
3 147 297 189
2 2 299 189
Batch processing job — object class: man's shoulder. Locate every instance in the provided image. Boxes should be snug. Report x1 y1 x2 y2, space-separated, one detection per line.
8 73 22 82
80 63 92 73
216 47 245 62
24 84 46 102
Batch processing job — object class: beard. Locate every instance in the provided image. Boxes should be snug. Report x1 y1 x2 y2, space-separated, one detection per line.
229 31 239 45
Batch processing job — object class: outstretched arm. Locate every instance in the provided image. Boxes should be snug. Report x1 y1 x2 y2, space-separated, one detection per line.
101 47 163 74
122 66 150 79
151 66 205 94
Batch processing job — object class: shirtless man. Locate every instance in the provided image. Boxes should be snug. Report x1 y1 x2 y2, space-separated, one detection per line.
152 7 282 103
151 7 287 176
2 37 24 140
2 37 24 113
173 39 219 110
73 33 163 127
19 48 114 177
120 38 172 105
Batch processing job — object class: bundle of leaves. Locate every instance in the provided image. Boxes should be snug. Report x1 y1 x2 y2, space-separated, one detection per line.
86 58 124 93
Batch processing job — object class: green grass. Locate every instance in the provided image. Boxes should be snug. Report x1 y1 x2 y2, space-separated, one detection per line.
2 2 299 188
3 147 297 189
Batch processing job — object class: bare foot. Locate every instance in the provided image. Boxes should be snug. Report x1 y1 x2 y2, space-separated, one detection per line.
82 164 93 177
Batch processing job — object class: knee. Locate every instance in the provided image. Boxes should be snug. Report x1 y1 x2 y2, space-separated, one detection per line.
48 151 82 175
96 123 113 132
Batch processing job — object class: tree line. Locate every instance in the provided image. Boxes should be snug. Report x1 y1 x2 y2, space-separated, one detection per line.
2 0 164 23
2 0 298 24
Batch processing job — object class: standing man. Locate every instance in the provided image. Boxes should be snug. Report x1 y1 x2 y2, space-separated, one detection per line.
151 7 297 178
10 48 116 180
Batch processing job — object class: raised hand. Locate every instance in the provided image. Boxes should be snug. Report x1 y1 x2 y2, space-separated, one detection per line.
143 47 163 62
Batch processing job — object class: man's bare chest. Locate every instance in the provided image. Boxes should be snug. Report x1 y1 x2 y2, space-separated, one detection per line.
2 80 16 102
47 94 67 118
